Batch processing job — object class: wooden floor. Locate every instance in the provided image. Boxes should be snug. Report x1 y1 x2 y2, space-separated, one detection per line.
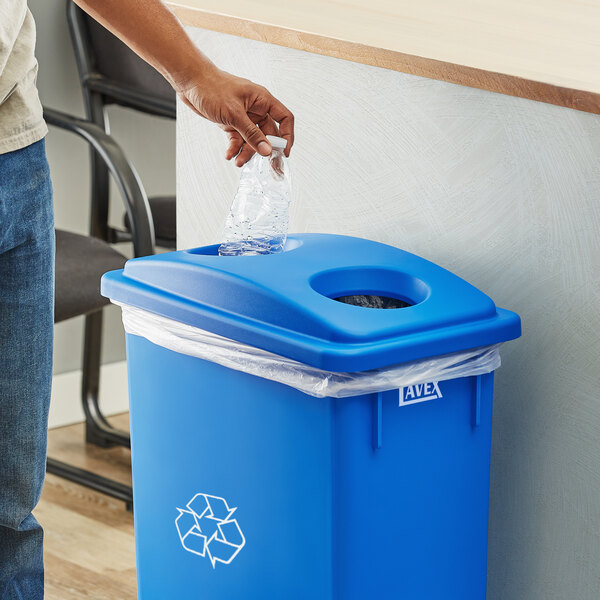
37 414 137 600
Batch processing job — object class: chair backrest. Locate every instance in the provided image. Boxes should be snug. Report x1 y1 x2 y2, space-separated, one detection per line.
66 0 176 120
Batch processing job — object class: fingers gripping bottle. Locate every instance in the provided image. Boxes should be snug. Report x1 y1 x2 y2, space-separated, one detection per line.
218 135 291 256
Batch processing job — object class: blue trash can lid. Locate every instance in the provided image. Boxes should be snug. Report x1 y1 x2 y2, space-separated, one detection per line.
101 234 520 372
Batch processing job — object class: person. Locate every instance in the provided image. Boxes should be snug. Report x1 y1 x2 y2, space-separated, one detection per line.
0 0 294 597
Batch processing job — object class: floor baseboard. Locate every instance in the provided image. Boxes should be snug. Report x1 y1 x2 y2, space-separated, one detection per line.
49 361 129 430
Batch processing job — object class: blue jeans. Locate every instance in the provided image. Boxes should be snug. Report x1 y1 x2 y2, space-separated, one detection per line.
0 139 54 600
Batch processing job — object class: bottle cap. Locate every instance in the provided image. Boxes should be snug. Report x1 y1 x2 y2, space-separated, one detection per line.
266 135 287 150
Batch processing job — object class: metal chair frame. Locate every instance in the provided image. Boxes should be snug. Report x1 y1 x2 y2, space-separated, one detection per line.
66 0 176 247
45 107 155 510
47 3 175 507
47 1 173 473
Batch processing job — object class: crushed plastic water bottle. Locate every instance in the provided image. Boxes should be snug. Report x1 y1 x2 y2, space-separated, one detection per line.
219 135 291 256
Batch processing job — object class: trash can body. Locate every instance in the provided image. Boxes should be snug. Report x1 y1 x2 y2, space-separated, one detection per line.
127 343 494 600
103 234 520 600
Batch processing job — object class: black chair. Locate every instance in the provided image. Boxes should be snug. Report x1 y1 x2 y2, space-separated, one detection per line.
45 3 175 507
58 2 175 459
45 107 155 509
66 0 176 249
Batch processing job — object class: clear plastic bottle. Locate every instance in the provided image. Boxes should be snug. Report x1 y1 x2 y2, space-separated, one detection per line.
218 135 291 256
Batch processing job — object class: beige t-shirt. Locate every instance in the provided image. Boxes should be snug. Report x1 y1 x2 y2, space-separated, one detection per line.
0 2 46 155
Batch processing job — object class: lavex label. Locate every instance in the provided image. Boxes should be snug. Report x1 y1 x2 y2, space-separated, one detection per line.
399 381 442 406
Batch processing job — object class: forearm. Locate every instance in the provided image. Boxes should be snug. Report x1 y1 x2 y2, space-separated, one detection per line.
74 0 295 162
71 0 215 90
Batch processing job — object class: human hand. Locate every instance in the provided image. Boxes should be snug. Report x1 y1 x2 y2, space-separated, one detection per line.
71 1 293 166
176 67 294 167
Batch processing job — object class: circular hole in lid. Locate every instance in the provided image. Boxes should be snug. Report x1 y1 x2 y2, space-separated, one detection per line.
333 295 412 309
310 267 429 310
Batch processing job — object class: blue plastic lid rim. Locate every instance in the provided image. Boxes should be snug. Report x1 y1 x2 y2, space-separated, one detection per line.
101 234 521 372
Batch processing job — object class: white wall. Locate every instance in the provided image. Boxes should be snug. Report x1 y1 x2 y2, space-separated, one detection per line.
29 0 176 375
178 28 600 600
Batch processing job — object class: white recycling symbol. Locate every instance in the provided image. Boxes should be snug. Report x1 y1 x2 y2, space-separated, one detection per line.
175 493 246 568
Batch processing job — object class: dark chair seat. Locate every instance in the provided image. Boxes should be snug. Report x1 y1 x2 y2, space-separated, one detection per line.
55 229 127 323
123 194 175 246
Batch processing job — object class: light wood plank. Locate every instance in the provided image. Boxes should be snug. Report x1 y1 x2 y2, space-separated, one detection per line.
37 502 135 577
168 0 600 114
44 553 136 600
38 414 136 599
46 413 132 486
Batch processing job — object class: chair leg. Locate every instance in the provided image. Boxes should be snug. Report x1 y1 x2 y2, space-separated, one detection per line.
46 457 133 512
82 311 130 448
45 310 133 510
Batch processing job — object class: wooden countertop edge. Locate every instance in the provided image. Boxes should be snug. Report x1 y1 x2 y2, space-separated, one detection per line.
170 4 600 116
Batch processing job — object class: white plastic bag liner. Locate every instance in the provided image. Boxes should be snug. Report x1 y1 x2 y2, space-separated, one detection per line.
117 303 501 399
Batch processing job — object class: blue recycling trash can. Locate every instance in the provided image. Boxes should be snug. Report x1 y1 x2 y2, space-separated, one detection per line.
101 234 520 600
